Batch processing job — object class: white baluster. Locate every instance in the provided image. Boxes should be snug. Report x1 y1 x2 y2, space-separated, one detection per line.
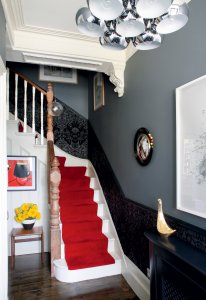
6 68 9 120
23 80 27 133
32 86 36 133
40 93 44 145
14 74 18 120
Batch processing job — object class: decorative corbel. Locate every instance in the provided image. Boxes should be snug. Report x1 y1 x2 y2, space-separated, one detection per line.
104 63 125 97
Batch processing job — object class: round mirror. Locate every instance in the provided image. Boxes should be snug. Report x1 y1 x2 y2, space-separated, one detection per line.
134 127 154 166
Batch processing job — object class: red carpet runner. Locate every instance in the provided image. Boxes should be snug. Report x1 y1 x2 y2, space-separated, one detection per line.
58 157 115 270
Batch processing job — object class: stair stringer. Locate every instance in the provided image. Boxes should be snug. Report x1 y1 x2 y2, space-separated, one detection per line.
54 159 127 283
87 161 127 268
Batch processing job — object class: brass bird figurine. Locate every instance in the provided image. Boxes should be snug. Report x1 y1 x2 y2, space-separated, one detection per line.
157 198 176 237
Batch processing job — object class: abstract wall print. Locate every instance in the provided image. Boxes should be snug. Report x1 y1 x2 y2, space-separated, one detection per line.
93 73 105 111
176 75 206 218
7 156 37 191
39 65 77 84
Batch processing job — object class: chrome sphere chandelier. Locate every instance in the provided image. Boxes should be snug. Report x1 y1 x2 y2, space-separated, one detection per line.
76 0 189 51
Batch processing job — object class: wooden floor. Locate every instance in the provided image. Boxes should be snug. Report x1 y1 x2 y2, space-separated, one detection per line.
9 253 140 300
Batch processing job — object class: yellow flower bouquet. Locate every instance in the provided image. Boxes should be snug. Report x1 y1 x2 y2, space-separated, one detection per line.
15 203 41 223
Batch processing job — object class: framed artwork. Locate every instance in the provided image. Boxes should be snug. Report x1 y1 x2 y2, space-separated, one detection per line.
93 73 105 111
176 75 206 218
39 65 77 84
7 156 37 191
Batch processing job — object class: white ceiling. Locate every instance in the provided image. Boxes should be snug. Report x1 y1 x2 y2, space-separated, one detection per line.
21 0 85 34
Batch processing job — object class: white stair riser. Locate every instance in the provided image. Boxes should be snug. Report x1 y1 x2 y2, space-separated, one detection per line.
93 189 101 202
97 203 104 217
107 237 115 253
54 259 121 283
85 167 95 178
102 219 109 233
61 243 65 259
98 203 111 219
90 177 99 189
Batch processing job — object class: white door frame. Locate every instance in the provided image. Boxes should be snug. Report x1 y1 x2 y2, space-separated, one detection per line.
0 56 8 300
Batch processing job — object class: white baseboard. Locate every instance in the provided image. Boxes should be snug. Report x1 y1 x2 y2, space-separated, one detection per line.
122 255 150 300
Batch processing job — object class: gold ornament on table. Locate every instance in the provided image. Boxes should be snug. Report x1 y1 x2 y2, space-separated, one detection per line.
157 198 176 236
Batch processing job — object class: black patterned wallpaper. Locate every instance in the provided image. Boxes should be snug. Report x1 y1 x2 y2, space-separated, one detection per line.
9 70 88 159
88 124 206 275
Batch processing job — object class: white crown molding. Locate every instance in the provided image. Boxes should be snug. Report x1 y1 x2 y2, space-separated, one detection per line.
23 52 103 66
18 25 99 43
23 52 103 71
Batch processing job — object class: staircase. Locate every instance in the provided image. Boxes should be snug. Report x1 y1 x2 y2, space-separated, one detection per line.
52 157 121 282
7 68 123 283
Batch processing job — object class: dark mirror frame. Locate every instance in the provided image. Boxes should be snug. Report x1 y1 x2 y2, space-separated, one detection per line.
134 127 154 166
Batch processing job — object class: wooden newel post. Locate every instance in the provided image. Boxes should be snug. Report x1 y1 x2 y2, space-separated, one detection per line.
50 156 61 276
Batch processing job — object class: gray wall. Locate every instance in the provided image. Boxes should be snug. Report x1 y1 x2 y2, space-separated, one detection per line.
8 62 89 118
89 0 206 230
0 1 6 63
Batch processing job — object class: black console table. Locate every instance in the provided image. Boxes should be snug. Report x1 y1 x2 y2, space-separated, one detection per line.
145 230 206 300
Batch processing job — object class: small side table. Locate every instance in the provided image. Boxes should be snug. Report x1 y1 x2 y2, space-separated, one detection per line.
11 226 44 269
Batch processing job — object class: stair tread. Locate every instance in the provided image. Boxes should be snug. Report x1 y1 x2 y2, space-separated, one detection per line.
60 203 98 221
65 236 109 255
60 200 95 206
63 234 106 243
62 222 104 243
60 193 94 205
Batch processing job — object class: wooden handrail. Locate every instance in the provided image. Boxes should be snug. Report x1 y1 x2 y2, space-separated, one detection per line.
10 69 47 95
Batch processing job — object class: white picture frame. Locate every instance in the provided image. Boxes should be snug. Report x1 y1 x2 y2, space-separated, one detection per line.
7 156 37 191
176 75 206 218
39 65 77 84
